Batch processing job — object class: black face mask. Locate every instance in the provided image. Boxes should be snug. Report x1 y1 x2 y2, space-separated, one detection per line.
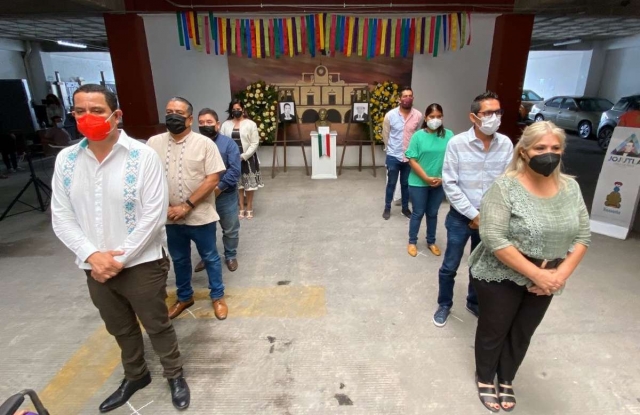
199 125 217 139
528 152 561 177
165 114 188 135
231 110 243 119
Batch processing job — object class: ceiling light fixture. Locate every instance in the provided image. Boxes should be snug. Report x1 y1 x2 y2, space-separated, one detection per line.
553 39 582 47
57 40 87 49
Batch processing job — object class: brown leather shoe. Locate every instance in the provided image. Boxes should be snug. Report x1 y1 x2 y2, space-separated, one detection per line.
226 259 238 272
194 260 205 273
428 244 442 256
168 298 195 320
407 244 418 257
212 298 228 320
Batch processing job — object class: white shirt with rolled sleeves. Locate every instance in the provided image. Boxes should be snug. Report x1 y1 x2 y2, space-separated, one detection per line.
51 131 168 270
442 127 514 219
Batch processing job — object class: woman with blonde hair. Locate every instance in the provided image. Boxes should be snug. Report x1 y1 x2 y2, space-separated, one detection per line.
468 121 590 412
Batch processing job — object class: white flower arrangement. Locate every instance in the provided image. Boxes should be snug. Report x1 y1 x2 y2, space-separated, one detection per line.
235 80 279 143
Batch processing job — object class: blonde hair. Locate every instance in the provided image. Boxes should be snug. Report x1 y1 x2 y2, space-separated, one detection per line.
505 121 573 185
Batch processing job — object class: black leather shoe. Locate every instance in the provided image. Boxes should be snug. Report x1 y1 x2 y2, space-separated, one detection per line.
99 372 151 413
169 376 190 410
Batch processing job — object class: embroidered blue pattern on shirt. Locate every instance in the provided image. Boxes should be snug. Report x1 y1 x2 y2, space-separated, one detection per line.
62 139 141 234
123 149 141 234
62 147 81 197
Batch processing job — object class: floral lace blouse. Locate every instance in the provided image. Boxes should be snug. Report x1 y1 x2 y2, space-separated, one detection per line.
469 176 591 288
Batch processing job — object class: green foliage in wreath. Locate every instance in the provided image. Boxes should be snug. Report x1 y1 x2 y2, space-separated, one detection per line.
234 81 278 143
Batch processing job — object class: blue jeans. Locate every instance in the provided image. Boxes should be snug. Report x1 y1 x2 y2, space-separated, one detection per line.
385 155 411 210
437 208 480 308
166 222 224 302
215 190 240 260
408 185 445 245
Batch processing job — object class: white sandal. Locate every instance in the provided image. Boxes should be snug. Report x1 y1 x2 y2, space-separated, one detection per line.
238 210 246 219
246 210 254 220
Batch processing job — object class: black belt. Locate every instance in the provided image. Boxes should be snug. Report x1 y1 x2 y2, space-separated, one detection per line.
523 254 564 269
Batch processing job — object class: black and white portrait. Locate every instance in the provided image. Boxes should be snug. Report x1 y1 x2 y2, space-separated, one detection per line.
279 102 296 123
352 103 369 123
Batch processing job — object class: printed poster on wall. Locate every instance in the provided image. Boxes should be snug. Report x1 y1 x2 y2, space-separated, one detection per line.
228 55 412 124
590 127 640 239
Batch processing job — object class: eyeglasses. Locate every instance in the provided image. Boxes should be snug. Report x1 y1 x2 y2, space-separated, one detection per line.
476 109 504 117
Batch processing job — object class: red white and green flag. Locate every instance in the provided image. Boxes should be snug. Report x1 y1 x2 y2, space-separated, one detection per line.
317 133 331 157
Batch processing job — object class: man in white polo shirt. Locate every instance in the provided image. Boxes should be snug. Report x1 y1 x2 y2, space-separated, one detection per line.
433 91 514 327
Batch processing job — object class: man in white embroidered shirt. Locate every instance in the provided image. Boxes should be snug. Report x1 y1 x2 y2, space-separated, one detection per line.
51 84 190 412
433 91 514 328
147 97 227 321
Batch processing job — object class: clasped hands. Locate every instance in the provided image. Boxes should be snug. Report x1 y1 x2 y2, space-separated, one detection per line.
528 268 568 296
426 176 442 188
87 250 124 283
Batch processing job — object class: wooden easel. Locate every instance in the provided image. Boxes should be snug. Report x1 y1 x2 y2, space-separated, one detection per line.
339 88 377 177
271 88 309 178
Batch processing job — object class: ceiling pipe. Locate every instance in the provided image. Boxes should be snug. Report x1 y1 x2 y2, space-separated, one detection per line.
162 0 516 10
160 0 635 12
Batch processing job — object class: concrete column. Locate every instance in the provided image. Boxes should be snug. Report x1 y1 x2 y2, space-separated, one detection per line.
104 13 163 139
583 44 607 97
486 14 535 141
25 42 54 103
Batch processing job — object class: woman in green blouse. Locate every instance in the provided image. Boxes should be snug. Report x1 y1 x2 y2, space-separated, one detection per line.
405 104 454 258
469 121 590 412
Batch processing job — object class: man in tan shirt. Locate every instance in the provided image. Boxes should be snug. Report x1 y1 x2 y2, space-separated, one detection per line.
147 97 228 320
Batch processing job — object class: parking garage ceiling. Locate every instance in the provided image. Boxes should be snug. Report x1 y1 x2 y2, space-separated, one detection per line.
0 0 639 50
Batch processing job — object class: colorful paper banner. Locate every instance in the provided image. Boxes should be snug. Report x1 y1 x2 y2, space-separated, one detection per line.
175 12 472 58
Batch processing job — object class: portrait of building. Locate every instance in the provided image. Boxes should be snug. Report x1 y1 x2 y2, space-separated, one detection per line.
228 55 413 125
273 64 368 124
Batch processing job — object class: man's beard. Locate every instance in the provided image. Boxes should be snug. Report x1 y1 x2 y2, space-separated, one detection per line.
400 102 412 109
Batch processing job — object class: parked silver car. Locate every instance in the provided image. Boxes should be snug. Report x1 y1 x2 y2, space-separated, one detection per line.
597 94 640 150
528 96 614 139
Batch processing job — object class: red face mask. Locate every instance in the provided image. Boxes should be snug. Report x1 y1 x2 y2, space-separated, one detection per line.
77 112 116 141
400 98 414 107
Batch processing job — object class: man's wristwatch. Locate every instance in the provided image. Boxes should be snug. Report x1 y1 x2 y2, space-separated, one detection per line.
185 199 195 209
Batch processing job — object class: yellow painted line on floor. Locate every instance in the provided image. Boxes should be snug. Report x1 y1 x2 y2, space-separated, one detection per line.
167 285 327 318
35 286 324 412
37 326 121 414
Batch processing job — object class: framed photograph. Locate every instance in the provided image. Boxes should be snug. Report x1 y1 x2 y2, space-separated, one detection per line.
352 102 370 123
279 101 296 123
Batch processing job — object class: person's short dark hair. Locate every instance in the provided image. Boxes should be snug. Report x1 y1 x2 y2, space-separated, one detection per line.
471 91 500 114
169 97 193 116
198 108 219 121
73 84 119 112
284 103 291 108
46 93 62 107
399 86 413 96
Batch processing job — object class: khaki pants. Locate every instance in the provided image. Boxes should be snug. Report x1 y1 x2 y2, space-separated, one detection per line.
85 256 183 380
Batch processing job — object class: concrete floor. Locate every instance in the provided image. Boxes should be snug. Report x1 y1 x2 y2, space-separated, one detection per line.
1 135 639 414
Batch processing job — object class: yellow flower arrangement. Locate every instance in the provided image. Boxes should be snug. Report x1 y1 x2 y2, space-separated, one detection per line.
369 80 400 143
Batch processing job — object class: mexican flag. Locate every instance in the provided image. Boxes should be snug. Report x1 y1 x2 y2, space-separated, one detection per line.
317 133 331 157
